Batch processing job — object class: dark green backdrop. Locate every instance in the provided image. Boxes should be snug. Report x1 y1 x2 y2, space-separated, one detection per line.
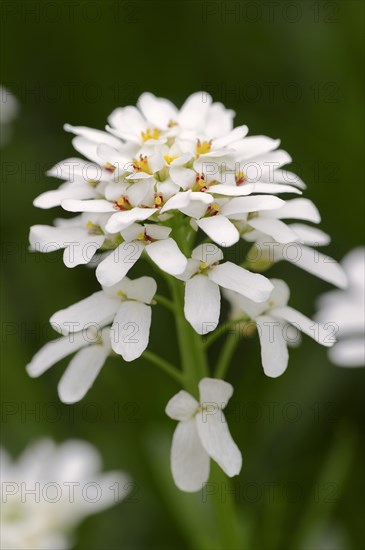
1 1 364 548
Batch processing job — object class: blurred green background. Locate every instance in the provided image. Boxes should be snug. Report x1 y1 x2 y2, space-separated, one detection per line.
1 1 364 548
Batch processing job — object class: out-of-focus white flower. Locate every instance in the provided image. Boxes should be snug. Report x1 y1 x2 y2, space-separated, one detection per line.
0 439 130 550
0 86 19 147
315 247 365 367
224 279 334 377
177 243 274 334
165 378 242 492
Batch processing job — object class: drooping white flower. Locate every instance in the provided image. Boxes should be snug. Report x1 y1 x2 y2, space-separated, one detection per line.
0 86 19 147
49 276 157 361
315 247 365 367
96 223 187 287
224 279 335 377
177 243 273 334
0 439 130 550
26 327 112 404
165 378 242 493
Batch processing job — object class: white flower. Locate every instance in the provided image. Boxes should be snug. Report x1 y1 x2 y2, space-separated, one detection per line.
26 327 112 403
224 279 335 377
49 276 157 362
315 247 365 367
96 223 187 287
178 243 273 335
0 86 19 147
29 214 112 268
165 378 242 493
0 439 130 550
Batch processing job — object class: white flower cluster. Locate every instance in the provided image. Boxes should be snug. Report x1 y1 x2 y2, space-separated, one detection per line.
1 439 130 550
28 92 347 401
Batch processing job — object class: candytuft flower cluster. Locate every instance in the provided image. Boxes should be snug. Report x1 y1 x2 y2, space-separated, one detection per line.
28 92 347 492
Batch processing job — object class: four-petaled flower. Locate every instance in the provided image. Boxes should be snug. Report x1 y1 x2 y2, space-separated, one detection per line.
166 378 242 493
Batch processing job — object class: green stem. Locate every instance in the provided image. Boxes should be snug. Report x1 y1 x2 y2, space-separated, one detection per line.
215 332 240 379
154 294 176 314
142 350 183 384
203 317 247 350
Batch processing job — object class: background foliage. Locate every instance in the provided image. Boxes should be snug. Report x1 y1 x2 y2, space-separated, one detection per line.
1 1 364 548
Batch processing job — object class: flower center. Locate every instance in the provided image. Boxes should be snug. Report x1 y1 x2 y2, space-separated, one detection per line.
205 202 220 216
141 128 160 142
236 170 247 185
163 154 178 165
86 221 103 235
114 196 131 211
132 154 152 175
103 162 116 174
196 139 212 157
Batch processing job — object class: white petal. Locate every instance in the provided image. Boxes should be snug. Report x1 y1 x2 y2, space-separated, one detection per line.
263 198 321 223
138 92 178 128
342 247 365 291
111 301 151 361
221 195 284 216
144 224 171 240
62 199 115 212
192 243 223 266
160 190 192 213
211 183 302 196
264 168 306 189
256 315 289 377
195 409 242 478
169 166 197 189
26 332 87 377
273 306 334 347
105 208 157 233
198 378 233 408
165 390 199 421
204 103 234 138
146 238 187 275
104 275 157 304
178 92 212 130
50 291 118 335
33 184 97 209
232 136 280 159
170 419 210 492
329 338 365 367
47 157 95 182
249 217 300 244
63 235 105 268
184 275 220 335
213 125 248 148
196 215 240 247
64 124 121 147
288 224 330 246
209 262 273 303
58 342 110 403
29 225 85 251
96 241 144 286
283 245 347 288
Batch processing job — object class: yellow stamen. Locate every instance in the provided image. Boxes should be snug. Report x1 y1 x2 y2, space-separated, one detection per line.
154 196 162 206
236 170 246 185
137 232 145 241
200 261 207 270
163 154 178 165
141 128 160 142
103 162 116 173
117 290 127 299
168 120 177 128
196 139 212 157
117 197 125 207
212 202 220 212
132 155 152 175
